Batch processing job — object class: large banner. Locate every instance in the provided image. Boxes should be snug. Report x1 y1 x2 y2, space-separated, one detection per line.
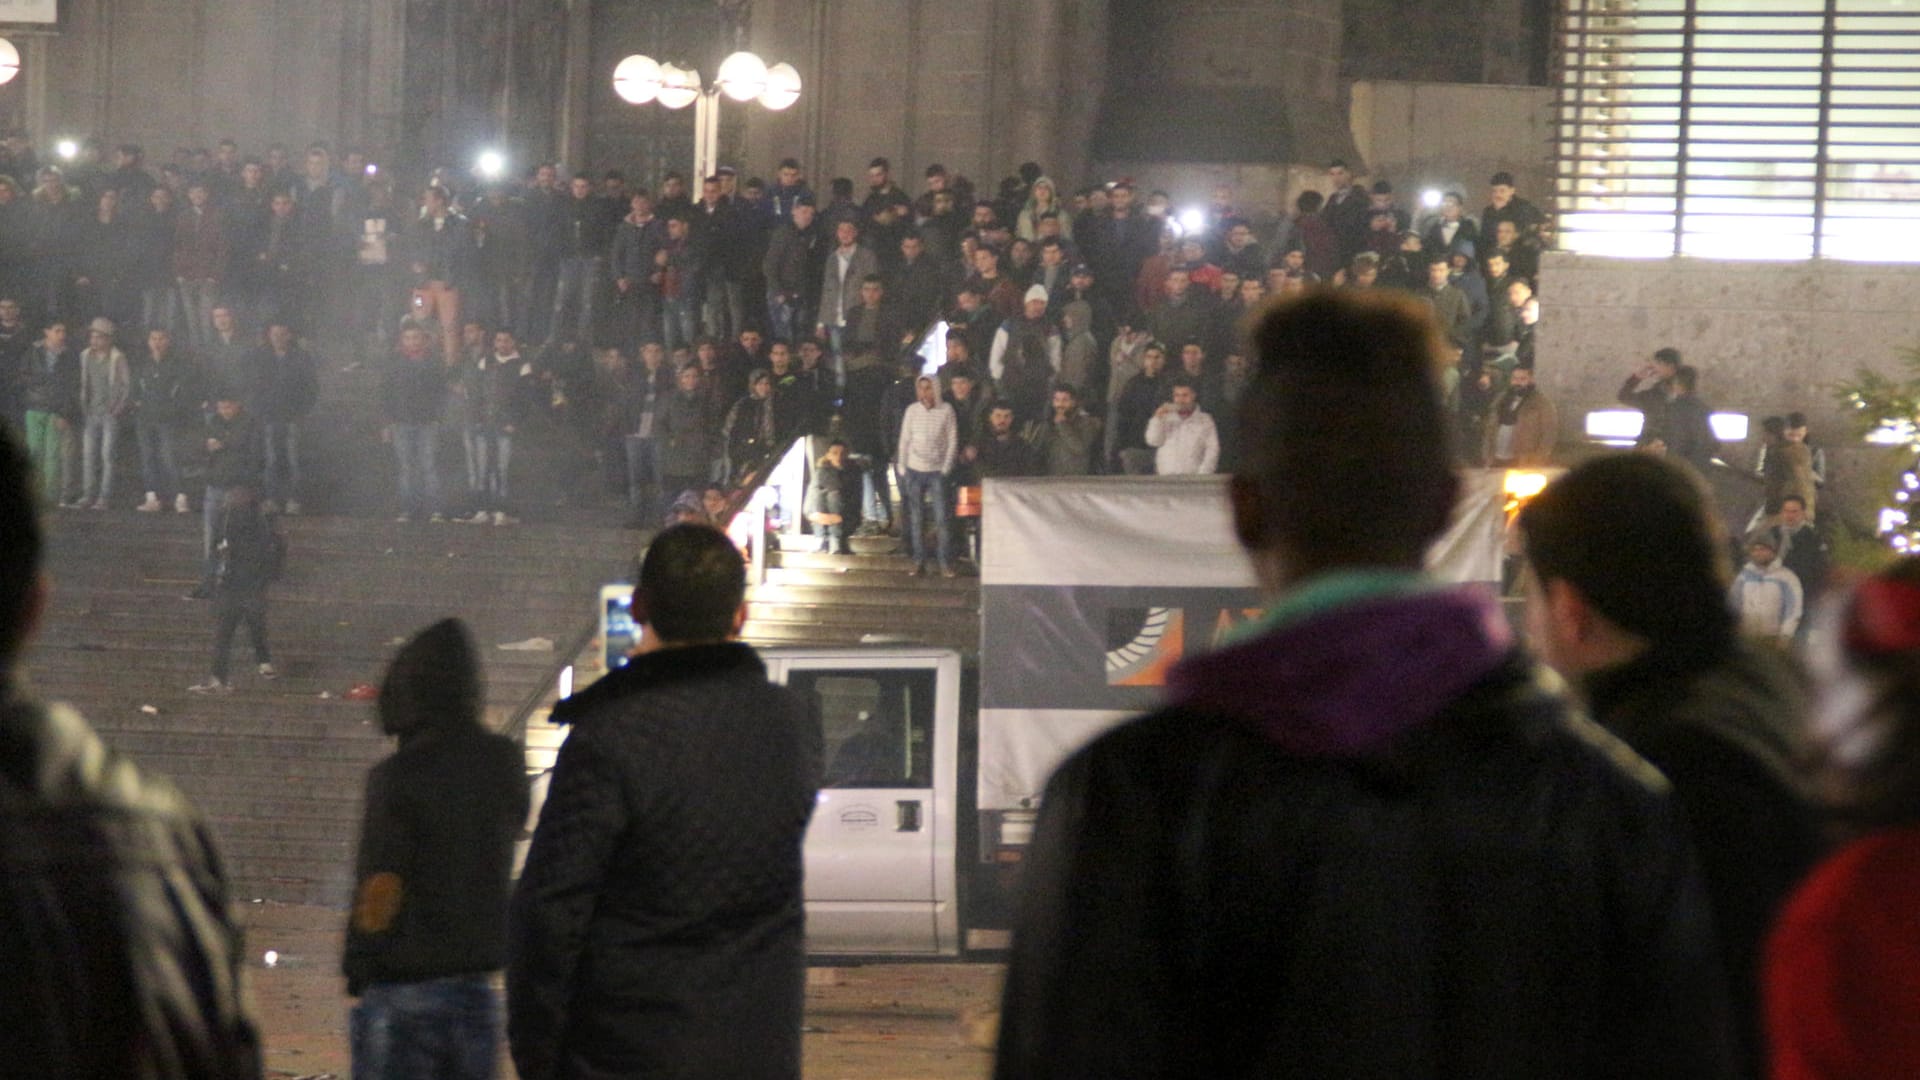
977 473 1516 811
0 0 55 24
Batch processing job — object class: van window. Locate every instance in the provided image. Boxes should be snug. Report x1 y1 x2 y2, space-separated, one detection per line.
789 668 935 789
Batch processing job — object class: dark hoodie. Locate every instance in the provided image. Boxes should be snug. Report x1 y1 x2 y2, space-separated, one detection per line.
997 583 1738 1080
342 619 529 995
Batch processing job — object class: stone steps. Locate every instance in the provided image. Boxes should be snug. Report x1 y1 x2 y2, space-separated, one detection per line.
33 507 634 907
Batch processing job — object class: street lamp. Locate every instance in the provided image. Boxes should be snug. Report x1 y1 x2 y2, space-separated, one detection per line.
0 39 20 86
612 50 801 182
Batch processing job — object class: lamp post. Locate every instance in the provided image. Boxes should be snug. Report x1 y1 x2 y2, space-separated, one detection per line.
613 50 801 182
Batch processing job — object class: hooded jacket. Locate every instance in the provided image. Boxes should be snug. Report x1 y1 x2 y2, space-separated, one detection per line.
997 582 1738 1079
0 689 261 1079
342 619 528 995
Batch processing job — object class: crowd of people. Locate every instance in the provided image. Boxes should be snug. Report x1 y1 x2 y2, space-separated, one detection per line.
0 134 1566 548
5 289 1919 1080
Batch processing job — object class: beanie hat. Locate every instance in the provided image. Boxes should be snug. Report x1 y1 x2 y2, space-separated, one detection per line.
1024 284 1049 305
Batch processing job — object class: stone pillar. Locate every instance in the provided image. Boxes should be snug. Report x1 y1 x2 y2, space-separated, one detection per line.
558 0 593 171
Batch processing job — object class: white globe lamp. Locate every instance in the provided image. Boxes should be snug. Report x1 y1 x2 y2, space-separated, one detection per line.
715 51 768 103
759 63 802 111
613 54 661 105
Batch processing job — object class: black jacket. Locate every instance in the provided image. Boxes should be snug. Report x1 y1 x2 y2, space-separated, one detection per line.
1583 644 1826 1077
133 353 203 427
213 497 277 597
204 409 264 489
507 643 821 1080
0 690 262 1079
247 347 319 424
344 620 528 995
382 352 448 425
997 657 1738 1080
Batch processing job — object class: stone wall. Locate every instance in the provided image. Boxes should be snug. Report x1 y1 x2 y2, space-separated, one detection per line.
1348 79 1552 210
1538 252 1920 526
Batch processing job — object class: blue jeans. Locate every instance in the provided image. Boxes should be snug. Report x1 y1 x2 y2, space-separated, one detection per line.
703 278 745 341
624 435 662 520
135 419 181 500
391 422 442 516
901 468 951 569
81 413 119 502
663 295 697 354
856 455 891 526
464 428 513 509
550 255 602 345
350 974 498 1080
263 421 300 505
767 293 799 344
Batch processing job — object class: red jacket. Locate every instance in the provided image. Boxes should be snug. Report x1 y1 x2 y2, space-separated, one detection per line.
1765 825 1920 1080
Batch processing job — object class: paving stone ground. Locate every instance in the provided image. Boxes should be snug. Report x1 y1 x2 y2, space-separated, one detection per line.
239 901 1002 1080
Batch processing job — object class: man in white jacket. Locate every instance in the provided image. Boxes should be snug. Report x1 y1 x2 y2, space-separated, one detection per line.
1727 530 1803 644
896 375 958 576
1145 378 1219 475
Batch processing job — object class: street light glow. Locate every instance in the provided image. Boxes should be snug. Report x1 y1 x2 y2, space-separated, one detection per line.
655 63 700 110
55 139 76 161
760 63 802 111
613 54 662 105
0 39 20 86
716 51 768 103
1421 188 1443 209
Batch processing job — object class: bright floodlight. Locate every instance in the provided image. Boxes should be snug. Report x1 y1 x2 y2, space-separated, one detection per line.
55 139 77 161
1708 412 1750 444
716 51 768 103
0 39 19 87
613 54 662 105
1584 409 1645 445
656 64 700 110
759 62 802 110
1178 207 1206 236
1421 188 1442 209
476 149 505 179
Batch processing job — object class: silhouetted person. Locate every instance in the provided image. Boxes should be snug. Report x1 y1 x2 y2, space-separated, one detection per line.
509 525 821 1080
1521 453 1825 1077
0 425 261 1076
345 618 529 1078
996 291 1738 1079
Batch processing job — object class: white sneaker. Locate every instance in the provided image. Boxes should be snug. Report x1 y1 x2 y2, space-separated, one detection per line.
187 677 229 694
136 492 161 512
257 663 277 680
493 511 516 526
284 500 301 515
174 493 191 514
88 498 108 511
466 510 492 525
429 512 447 523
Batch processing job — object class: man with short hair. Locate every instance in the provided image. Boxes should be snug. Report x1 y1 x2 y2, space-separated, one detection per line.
1768 495 1827 640
1144 377 1219 475
509 524 821 1080
193 390 264 599
896 375 958 577
1483 171 1546 248
549 174 618 347
1416 254 1473 358
1026 382 1103 477
817 220 880 380
132 327 199 514
1483 364 1558 468
20 319 79 506
0 425 262 1074
252 320 318 514
1521 453 1825 1074
971 401 1038 478
763 197 824 343
999 292 1741 1078
1661 365 1721 475
1110 341 1171 474
383 325 449 522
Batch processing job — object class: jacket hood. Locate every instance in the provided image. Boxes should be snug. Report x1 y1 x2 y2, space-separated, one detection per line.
379 618 482 738
1167 587 1514 758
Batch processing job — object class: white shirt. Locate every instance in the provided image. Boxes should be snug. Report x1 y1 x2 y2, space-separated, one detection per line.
1145 407 1220 475
896 400 958 475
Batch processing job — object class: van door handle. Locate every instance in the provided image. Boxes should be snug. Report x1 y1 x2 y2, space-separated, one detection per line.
896 800 922 832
